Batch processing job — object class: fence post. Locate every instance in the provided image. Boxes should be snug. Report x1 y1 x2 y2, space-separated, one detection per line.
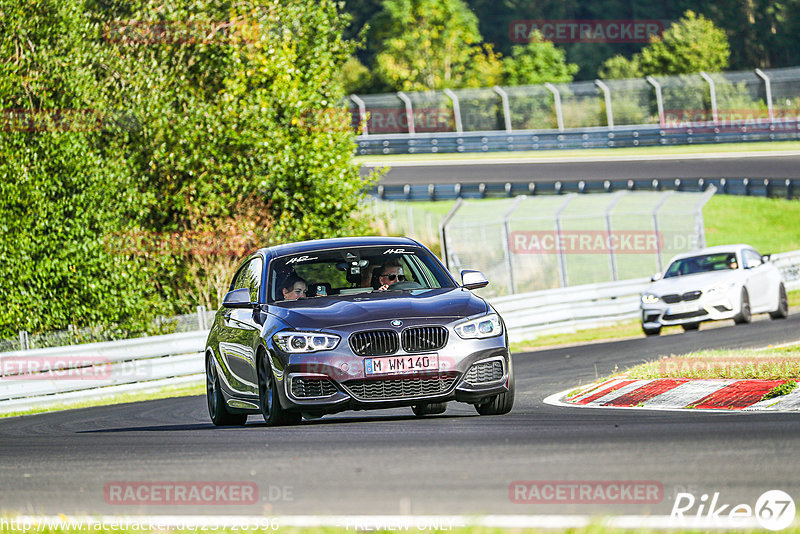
554 194 576 287
439 198 464 271
651 191 675 273
754 68 774 123
699 71 718 124
604 191 626 281
646 76 665 128
492 86 513 132
18 330 30 351
397 91 415 135
197 305 207 330
350 94 369 136
443 88 463 134
501 196 525 294
595 79 614 129
544 83 565 131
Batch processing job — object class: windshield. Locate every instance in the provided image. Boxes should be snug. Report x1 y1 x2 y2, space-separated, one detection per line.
663 252 738 278
267 245 456 302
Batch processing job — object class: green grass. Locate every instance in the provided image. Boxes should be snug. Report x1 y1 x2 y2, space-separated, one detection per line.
0 381 203 419
704 195 800 253
622 345 800 380
510 320 685 352
762 380 799 401
356 140 800 163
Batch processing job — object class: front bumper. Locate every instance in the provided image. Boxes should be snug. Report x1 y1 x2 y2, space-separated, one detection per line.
276 344 511 415
641 289 740 327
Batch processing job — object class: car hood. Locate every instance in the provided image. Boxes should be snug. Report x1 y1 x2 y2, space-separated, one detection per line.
646 271 741 295
269 288 488 329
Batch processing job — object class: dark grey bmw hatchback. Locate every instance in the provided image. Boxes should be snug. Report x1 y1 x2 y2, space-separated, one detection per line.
205 236 514 426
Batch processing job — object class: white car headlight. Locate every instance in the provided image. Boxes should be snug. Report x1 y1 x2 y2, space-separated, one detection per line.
273 331 340 353
454 313 503 339
641 293 660 304
706 281 736 295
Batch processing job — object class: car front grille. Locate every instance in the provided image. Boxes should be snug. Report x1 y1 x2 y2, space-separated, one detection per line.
344 372 458 401
291 377 337 398
464 360 504 385
401 326 448 353
349 330 399 356
662 291 703 304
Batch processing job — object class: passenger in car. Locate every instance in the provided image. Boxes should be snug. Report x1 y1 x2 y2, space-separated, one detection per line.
281 273 308 301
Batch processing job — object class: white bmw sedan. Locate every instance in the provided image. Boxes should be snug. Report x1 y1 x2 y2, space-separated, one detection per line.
640 244 789 336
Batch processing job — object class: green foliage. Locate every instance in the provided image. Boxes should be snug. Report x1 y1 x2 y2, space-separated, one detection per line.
598 55 642 80
0 0 377 336
501 31 578 86
371 0 502 91
761 381 798 401
341 56 373 94
639 11 730 76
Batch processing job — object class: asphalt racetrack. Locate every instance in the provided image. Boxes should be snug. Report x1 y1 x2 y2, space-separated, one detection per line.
362 151 800 185
1 314 799 517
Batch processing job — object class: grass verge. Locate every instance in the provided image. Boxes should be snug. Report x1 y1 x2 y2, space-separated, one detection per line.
0 381 204 419
356 140 800 163
621 344 800 380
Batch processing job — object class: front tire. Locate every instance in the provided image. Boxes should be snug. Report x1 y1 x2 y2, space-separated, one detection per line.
642 325 661 336
206 352 247 426
769 283 789 319
475 376 515 416
733 288 752 324
258 352 301 427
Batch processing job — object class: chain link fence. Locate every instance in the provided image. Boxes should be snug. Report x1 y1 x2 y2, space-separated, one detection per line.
348 66 800 139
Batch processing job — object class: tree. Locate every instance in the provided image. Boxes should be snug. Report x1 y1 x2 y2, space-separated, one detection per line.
370 0 502 91
501 31 578 86
599 10 730 79
638 11 730 75
0 0 166 338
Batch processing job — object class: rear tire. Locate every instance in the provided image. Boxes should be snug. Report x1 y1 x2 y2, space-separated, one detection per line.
769 283 789 319
681 322 701 331
642 325 661 336
258 353 301 426
206 352 248 426
412 402 447 416
475 376 515 416
733 288 752 324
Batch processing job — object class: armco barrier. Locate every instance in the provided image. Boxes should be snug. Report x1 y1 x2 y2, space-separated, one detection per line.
373 177 799 201
1 251 798 412
356 121 800 156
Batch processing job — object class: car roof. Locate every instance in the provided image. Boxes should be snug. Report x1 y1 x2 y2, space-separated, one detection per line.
666 244 755 263
260 236 424 259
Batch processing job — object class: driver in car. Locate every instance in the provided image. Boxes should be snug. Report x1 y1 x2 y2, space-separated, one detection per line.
281 273 308 301
377 261 405 291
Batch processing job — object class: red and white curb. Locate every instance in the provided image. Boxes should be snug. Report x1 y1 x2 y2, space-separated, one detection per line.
545 378 800 412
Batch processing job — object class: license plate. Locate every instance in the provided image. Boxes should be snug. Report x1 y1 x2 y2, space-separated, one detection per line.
668 303 698 314
365 354 438 376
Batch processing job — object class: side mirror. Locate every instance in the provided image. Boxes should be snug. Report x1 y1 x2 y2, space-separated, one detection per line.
461 269 489 290
223 288 255 309
650 272 663 282
761 254 771 263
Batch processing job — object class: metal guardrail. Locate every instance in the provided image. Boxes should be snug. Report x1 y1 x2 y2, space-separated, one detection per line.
357 121 800 156
373 178 799 201
1 250 798 412
0 331 206 413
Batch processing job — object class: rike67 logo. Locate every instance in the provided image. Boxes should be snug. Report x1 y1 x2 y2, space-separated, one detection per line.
672 489 796 530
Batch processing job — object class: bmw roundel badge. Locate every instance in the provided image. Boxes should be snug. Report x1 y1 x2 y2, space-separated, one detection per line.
391 320 403 327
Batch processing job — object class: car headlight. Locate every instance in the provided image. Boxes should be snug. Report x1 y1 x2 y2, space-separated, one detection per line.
272 331 340 353
641 293 660 304
706 281 736 295
454 313 503 339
